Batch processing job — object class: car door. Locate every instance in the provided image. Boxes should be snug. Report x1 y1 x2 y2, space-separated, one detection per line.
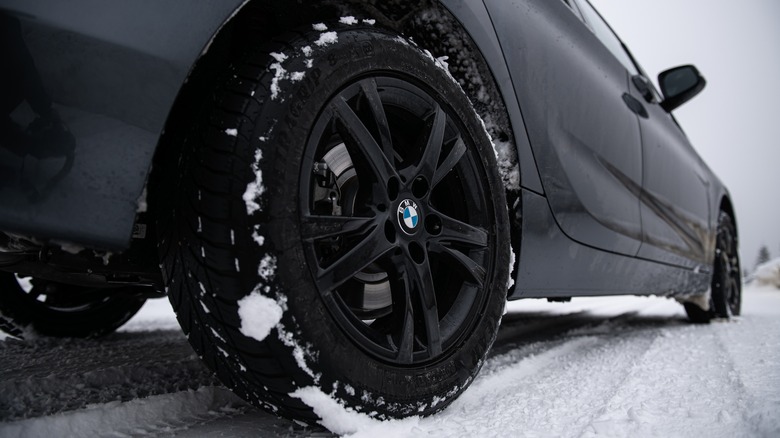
571 0 712 270
483 0 644 257
625 73 712 269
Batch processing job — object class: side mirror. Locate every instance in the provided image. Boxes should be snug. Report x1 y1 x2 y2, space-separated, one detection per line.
658 65 706 112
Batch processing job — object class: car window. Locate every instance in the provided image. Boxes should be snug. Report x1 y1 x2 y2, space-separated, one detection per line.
561 0 585 21
574 0 639 76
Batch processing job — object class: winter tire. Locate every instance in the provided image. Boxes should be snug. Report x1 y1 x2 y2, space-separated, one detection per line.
711 212 741 317
158 25 510 424
684 211 741 323
0 273 146 338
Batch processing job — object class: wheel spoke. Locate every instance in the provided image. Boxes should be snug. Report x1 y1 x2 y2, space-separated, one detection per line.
300 214 376 241
315 226 395 294
359 78 394 162
414 104 447 183
396 269 415 363
405 255 442 357
429 241 486 287
432 137 466 187
331 97 398 188
430 208 488 248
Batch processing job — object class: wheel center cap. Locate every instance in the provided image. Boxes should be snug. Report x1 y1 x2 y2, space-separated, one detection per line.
397 199 421 235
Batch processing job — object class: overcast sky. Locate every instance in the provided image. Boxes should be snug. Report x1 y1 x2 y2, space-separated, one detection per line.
589 0 780 270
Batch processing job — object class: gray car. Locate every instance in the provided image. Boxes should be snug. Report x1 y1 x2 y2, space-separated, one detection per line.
0 0 740 424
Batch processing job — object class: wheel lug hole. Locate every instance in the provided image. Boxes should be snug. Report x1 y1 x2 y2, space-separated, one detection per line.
412 176 429 198
388 177 400 202
408 241 425 264
384 220 396 243
425 214 442 236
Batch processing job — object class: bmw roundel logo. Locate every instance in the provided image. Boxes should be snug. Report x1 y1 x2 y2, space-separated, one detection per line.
397 199 421 234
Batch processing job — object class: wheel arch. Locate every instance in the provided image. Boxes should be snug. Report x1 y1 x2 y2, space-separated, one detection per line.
719 195 737 236
147 0 528 292
151 0 523 177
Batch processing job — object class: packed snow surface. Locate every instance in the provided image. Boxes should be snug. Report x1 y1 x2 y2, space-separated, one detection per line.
2 286 779 437
752 257 780 288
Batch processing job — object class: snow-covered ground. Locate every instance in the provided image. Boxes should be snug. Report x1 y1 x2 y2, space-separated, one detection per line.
2 285 779 437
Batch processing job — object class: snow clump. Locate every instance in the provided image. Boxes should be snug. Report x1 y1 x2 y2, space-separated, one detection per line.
237 290 284 342
257 254 277 281
268 52 289 100
315 32 338 47
478 116 521 192
243 149 265 215
252 226 265 246
312 23 328 31
277 328 320 382
136 187 148 213
58 242 85 255
290 386 420 436
224 128 238 137
339 16 359 25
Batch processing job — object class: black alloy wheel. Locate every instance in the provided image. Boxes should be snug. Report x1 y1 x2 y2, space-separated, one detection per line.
300 77 495 365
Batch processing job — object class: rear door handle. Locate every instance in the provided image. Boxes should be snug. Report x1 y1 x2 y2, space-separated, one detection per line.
631 75 655 103
622 93 648 118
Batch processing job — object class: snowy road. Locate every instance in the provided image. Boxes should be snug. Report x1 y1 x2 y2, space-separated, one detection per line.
2 286 779 437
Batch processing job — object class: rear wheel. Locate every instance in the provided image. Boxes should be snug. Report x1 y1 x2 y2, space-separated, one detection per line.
158 26 510 424
711 212 741 317
684 211 741 323
0 273 146 338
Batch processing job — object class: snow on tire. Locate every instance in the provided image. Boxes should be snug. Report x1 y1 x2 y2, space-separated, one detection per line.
158 24 510 426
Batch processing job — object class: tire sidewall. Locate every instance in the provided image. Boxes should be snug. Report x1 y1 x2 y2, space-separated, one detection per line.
711 212 741 318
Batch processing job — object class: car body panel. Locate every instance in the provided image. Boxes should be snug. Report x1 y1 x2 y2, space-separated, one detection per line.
0 0 731 301
484 0 644 257
439 0 544 196
511 189 710 299
0 1 245 249
629 83 714 269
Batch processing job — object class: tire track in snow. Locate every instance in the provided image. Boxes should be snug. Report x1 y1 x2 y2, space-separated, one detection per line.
407 315 669 437
0 330 219 421
0 387 246 438
576 320 764 438
710 316 780 436
491 306 642 358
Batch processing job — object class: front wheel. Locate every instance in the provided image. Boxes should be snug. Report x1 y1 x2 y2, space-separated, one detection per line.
158 26 510 424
